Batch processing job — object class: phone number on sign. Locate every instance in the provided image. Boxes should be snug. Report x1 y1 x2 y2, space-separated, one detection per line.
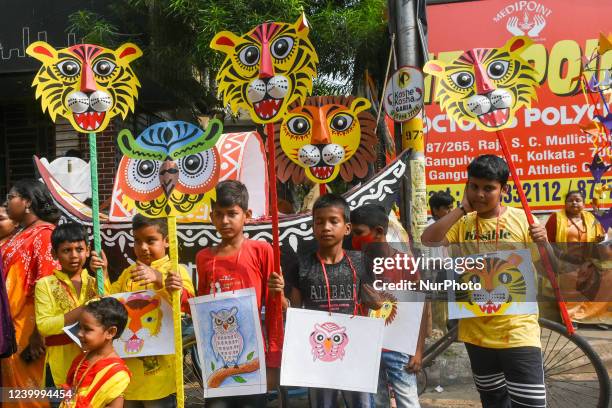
1 388 73 402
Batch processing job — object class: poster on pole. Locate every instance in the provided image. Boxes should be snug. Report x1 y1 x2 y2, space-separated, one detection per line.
383 66 424 122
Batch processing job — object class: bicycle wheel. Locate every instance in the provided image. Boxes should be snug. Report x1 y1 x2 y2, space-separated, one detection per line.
539 318 610 408
183 334 205 407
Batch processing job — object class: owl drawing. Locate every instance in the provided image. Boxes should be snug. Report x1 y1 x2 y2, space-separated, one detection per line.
117 120 222 217
309 322 349 362
211 307 244 368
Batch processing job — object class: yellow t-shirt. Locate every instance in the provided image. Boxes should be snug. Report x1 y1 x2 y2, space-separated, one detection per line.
35 269 99 385
446 206 541 349
109 255 194 401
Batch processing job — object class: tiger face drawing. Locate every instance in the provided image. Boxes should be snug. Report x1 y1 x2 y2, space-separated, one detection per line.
119 292 164 355
369 291 398 326
26 41 142 133
210 14 318 124
456 254 527 316
423 36 537 131
276 96 377 184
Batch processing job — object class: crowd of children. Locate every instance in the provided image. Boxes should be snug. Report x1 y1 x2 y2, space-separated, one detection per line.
0 154 562 408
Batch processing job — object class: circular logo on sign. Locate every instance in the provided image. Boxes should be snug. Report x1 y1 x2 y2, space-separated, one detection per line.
384 66 424 122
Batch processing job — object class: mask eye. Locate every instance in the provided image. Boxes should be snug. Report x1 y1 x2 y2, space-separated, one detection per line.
450 71 474 89
332 334 343 344
287 116 310 135
93 59 116 77
315 333 325 342
181 154 202 175
487 60 509 79
137 160 156 178
271 36 294 59
177 150 216 189
57 59 81 77
469 275 480 285
330 114 353 132
238 45 260 66
125 159 161 194
499 272 513 284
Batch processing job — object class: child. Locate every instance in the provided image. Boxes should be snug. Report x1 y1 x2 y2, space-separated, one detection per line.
35 223 100 387
351 204 425 408
196 180 284 408
421 155 548 408
286 194 374 408
428 191 454 221
60 297 130 408
94 214 195 407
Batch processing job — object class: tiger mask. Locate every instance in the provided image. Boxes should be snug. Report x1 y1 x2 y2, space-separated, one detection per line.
26 41 142 133
275 96 377 184
423 36 538 131
456 254 527 316
210 14 318 124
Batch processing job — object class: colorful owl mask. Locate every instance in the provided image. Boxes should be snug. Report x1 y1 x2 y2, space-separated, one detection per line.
424 36 538 131
26 41 142 133
117 120 222 217
276 96 377 184
211 15 318 124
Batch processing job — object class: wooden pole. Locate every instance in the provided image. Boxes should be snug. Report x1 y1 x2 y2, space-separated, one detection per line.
167 216 185 407
88 132 104 295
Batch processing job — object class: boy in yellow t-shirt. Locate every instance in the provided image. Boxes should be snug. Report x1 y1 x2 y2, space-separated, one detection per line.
422 155 549 408
93 213 194 408
35 223 101 387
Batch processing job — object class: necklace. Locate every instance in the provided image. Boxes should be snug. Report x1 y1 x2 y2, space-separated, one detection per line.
567 215 586 235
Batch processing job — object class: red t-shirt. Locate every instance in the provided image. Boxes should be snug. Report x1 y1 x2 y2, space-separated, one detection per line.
195 239 283 368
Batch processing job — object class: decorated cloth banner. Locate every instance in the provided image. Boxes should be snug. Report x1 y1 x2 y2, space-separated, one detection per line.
447 249 538 319
423 36 537 131
281 308 384 393
383 66 424 122
111 290 175 358
117 120 223 217
369 291 425 356
275 96 377 184
189 288 266 398
210 14 319 124
26 41 142 133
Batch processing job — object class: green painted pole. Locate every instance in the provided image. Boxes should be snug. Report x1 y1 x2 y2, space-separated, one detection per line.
88 132 104 295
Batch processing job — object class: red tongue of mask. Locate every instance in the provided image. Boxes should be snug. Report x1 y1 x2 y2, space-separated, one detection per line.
352 233 376 251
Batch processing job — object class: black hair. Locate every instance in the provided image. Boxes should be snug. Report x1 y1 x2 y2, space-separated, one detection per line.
132 213 168 237
51 222 89 252
84 297 128 339
313 193 350 222
467 155 509 186
350 204 388 233
429 190 454 210
212 180 249 211
11 179 60 224
565 190 585 201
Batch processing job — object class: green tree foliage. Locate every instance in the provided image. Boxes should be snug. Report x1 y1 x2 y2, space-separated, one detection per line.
68 0 389 115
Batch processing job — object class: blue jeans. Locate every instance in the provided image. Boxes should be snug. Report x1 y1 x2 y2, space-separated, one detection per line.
375 351 420 408
309 388 374 408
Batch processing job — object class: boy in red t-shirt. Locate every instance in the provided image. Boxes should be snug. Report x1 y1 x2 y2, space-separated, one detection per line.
195 180 284 407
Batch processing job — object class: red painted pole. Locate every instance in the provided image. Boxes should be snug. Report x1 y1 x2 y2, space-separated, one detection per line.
496 130 574 335
319 183 326 197
266 123 282 276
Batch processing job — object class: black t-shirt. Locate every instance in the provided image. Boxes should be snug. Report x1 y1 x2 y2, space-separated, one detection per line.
288 250 371 314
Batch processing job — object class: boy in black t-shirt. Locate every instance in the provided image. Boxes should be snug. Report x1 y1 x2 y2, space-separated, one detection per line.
286 194 374 408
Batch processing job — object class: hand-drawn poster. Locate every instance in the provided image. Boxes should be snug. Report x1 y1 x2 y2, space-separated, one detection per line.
281 308 384 393
189 287 266 398
447 249 538 319
111 290 174 358
369 291 425 356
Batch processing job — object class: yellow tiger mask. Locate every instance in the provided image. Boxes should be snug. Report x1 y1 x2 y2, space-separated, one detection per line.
275 96 377 184
423 36 538 131
456 254 527 316
210 15 318 124
26 41 142 133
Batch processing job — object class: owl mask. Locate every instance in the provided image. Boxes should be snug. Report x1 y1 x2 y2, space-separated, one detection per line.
26 41 142 133
423 36 538 131
210 14 319 124
275 96 377 184
117 120 222 217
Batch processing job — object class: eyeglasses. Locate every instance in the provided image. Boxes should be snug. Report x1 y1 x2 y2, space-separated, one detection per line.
6 193 19 201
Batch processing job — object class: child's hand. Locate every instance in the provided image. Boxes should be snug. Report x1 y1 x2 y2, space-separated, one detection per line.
90 250 108 278
165 271 183 292
131 261 163 288
460 186 473 213
529 223 548 243
268 272 284 294
406 349 423 373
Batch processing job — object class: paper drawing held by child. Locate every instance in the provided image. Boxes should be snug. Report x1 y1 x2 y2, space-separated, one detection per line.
309 322 349 362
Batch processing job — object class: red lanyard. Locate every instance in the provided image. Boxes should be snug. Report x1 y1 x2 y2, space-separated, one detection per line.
475 206 501 252
316 251 359 316
211 245 244 296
